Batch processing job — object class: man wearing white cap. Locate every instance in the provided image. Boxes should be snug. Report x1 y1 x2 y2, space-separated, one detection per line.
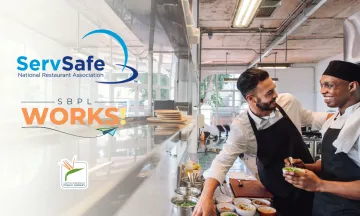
284 60 360 215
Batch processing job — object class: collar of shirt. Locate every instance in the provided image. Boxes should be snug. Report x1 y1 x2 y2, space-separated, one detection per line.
248 108 278 126
329 101 360 129
341 101 360 117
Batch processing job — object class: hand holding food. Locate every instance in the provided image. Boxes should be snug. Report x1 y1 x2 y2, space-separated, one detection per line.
283 168 323 192
282 166 305 174
284 157 305 168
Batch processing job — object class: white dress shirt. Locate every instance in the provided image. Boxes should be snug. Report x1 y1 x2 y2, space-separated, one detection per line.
204 93 328 184
320 101 360 167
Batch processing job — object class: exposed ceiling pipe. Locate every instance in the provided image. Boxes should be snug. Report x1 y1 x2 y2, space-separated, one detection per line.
200 0 308 34
201 27 276 33
273 0 309 35
248 0 328 68
202 63 248 67
202 48 261 54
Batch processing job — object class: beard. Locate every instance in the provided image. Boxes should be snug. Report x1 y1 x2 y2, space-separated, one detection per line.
256 98 277 111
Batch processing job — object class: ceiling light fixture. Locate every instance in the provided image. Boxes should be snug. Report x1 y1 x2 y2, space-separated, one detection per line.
233 0 264 28
256 63 291 70
257 66 289 69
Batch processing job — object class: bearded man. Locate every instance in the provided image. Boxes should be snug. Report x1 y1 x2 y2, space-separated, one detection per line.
193 68 332 216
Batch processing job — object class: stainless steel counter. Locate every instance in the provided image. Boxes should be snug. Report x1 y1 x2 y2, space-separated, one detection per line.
2 120 195 216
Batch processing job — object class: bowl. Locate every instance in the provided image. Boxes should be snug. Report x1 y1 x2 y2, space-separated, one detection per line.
215 195 233 204
233 198 251 205
258 206 277 216
171 195 198 216
175 187 201 197
220 212 239 216
235 203 256 216
282 167 305 174
251 199 271 208
171 195 198 208
217 203 236 213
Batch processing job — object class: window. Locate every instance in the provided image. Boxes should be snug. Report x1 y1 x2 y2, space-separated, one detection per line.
94 51 177 117
200 74 247 126
152 53 175 101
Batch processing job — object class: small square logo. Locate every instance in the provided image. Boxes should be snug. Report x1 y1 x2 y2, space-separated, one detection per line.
58 155 88 189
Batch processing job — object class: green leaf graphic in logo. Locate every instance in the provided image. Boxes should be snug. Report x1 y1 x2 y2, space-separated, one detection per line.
65 168 84 181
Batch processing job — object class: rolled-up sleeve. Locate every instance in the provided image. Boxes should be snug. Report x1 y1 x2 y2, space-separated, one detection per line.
301 110 328 130
294 98 328 130
204 124 247 184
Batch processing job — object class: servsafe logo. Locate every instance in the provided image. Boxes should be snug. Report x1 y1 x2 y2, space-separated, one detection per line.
58 155 88 189
17 29 138 84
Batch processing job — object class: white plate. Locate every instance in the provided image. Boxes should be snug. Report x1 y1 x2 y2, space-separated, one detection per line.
233 198 251 205
215 195 233 204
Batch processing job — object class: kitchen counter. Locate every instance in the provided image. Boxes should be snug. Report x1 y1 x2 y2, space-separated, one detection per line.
1 119 195 216
186 138 270 216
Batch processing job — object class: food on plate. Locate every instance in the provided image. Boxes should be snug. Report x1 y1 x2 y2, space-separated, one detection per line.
253 200 270 206
217 203 235 213
258 206 277 216
282 166 305 173
221 207 232 211
238 203 253 211
235 203 256 216
251 199 271 208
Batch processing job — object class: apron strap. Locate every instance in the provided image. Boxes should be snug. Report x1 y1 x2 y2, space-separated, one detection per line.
247 103 296 155
247 112 259 135
247 103 285 136
275 103 289 118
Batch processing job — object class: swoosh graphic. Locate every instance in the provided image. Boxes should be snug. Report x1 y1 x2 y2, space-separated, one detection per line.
65 168 84 181
82 29 128 72
22 126 105 138
96 64 138 84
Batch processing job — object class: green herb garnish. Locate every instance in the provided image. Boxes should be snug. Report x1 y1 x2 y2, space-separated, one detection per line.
176 201 196 207
283 167 305 173
224 213 237 216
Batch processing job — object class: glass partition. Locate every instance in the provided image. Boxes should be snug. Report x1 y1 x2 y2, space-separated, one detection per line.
200 74 247 126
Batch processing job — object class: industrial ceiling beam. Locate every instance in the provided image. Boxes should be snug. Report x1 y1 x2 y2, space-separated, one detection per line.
248 0 328 68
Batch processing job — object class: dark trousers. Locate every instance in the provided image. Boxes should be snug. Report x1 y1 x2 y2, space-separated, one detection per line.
273 189 314 216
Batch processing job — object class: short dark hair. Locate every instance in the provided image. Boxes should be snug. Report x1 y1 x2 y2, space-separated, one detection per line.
237 68 270 97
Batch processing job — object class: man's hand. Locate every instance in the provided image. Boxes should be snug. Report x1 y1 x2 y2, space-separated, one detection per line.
192 195 216 216
283 169 323 192
284 158 305 168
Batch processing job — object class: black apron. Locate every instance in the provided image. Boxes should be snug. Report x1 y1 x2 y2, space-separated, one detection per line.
312 126 360 216
247 104 315 216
